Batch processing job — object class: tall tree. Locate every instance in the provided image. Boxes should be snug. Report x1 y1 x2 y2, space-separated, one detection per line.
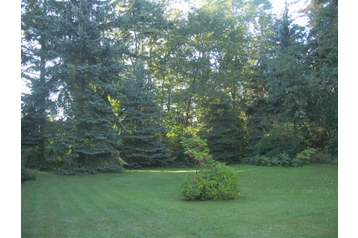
219 0 274 154
246 1 310 157
302 0 338 154
149 0 272 159
119 76 170 167
45 0 126 173
116 0 171 167
198 97 247 163
21 0 60 169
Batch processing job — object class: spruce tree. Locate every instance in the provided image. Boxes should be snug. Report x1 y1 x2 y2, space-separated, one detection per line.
119 75 170 168
303 0 338 154
115 0 170 167
21 0 60 169
242 3 274 155
45 0 125 173
246 2 307 157
198 98 246 164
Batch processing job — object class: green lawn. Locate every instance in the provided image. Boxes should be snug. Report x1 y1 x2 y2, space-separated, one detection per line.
21 165 338 238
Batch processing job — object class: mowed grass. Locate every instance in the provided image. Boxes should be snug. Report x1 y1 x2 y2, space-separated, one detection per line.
21 165 338 238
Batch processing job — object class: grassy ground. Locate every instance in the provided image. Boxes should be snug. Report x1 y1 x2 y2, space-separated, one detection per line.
21 164 338 238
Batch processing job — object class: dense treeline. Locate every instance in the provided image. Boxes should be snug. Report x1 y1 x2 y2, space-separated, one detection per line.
21 0 337 174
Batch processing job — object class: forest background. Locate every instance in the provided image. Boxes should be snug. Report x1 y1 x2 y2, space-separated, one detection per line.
21 0 338 172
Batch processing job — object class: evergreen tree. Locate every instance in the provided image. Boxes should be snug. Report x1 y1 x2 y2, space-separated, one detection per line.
119 76 170 168
246 2 308 157
198 98 246 163
241 1 274 154
21 0 60 169
45 0 125 173
265 1 308 120
115 0 171 167
303 0 338 154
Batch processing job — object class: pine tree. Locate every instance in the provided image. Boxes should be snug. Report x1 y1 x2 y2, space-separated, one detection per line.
242 1 274 154
246 2 309 157
264 1 308 119
21 0 60 169
198 99 246 163
44 0 125 173
119 75 170 168
114 0 170 167
303 0 338 154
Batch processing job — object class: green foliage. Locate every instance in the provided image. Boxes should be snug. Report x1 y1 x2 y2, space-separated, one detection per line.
21 166 36 182
276 152 292 167
119 77 170 168
22 0 126 173
254 122 304 158
21 0 338 171
245 155 270 166
295 148 335 165
296 148 318 165
326 155 338 165
311 151 331 164
54 157 125 175
21 169 36 182
291 158 303 168
198 100 247 163
302 0 337 154
246 152 304 168
180 137 240 200
114 0 171 168
21 0 59 170
181 163 240 201
180 137 213 171
246 0 337 160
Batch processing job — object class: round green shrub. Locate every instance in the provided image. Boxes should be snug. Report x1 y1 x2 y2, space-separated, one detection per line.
181 162 240 201
292 158 303 167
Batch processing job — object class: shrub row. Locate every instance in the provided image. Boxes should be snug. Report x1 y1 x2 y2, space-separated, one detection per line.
245 152 303 167
245 148 337 167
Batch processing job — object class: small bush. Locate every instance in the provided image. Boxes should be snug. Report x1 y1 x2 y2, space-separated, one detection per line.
181 162 240 201
310 152 330 164
268 156 280 166
257 155 270 166
254 122 304 158
327 155 338 165
246 152 303 167
277 152 292 167
296 148 318 165
21 167 36 182
244 155 256 165
180 137 240 201
292 158 303 167
246 155 270 166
